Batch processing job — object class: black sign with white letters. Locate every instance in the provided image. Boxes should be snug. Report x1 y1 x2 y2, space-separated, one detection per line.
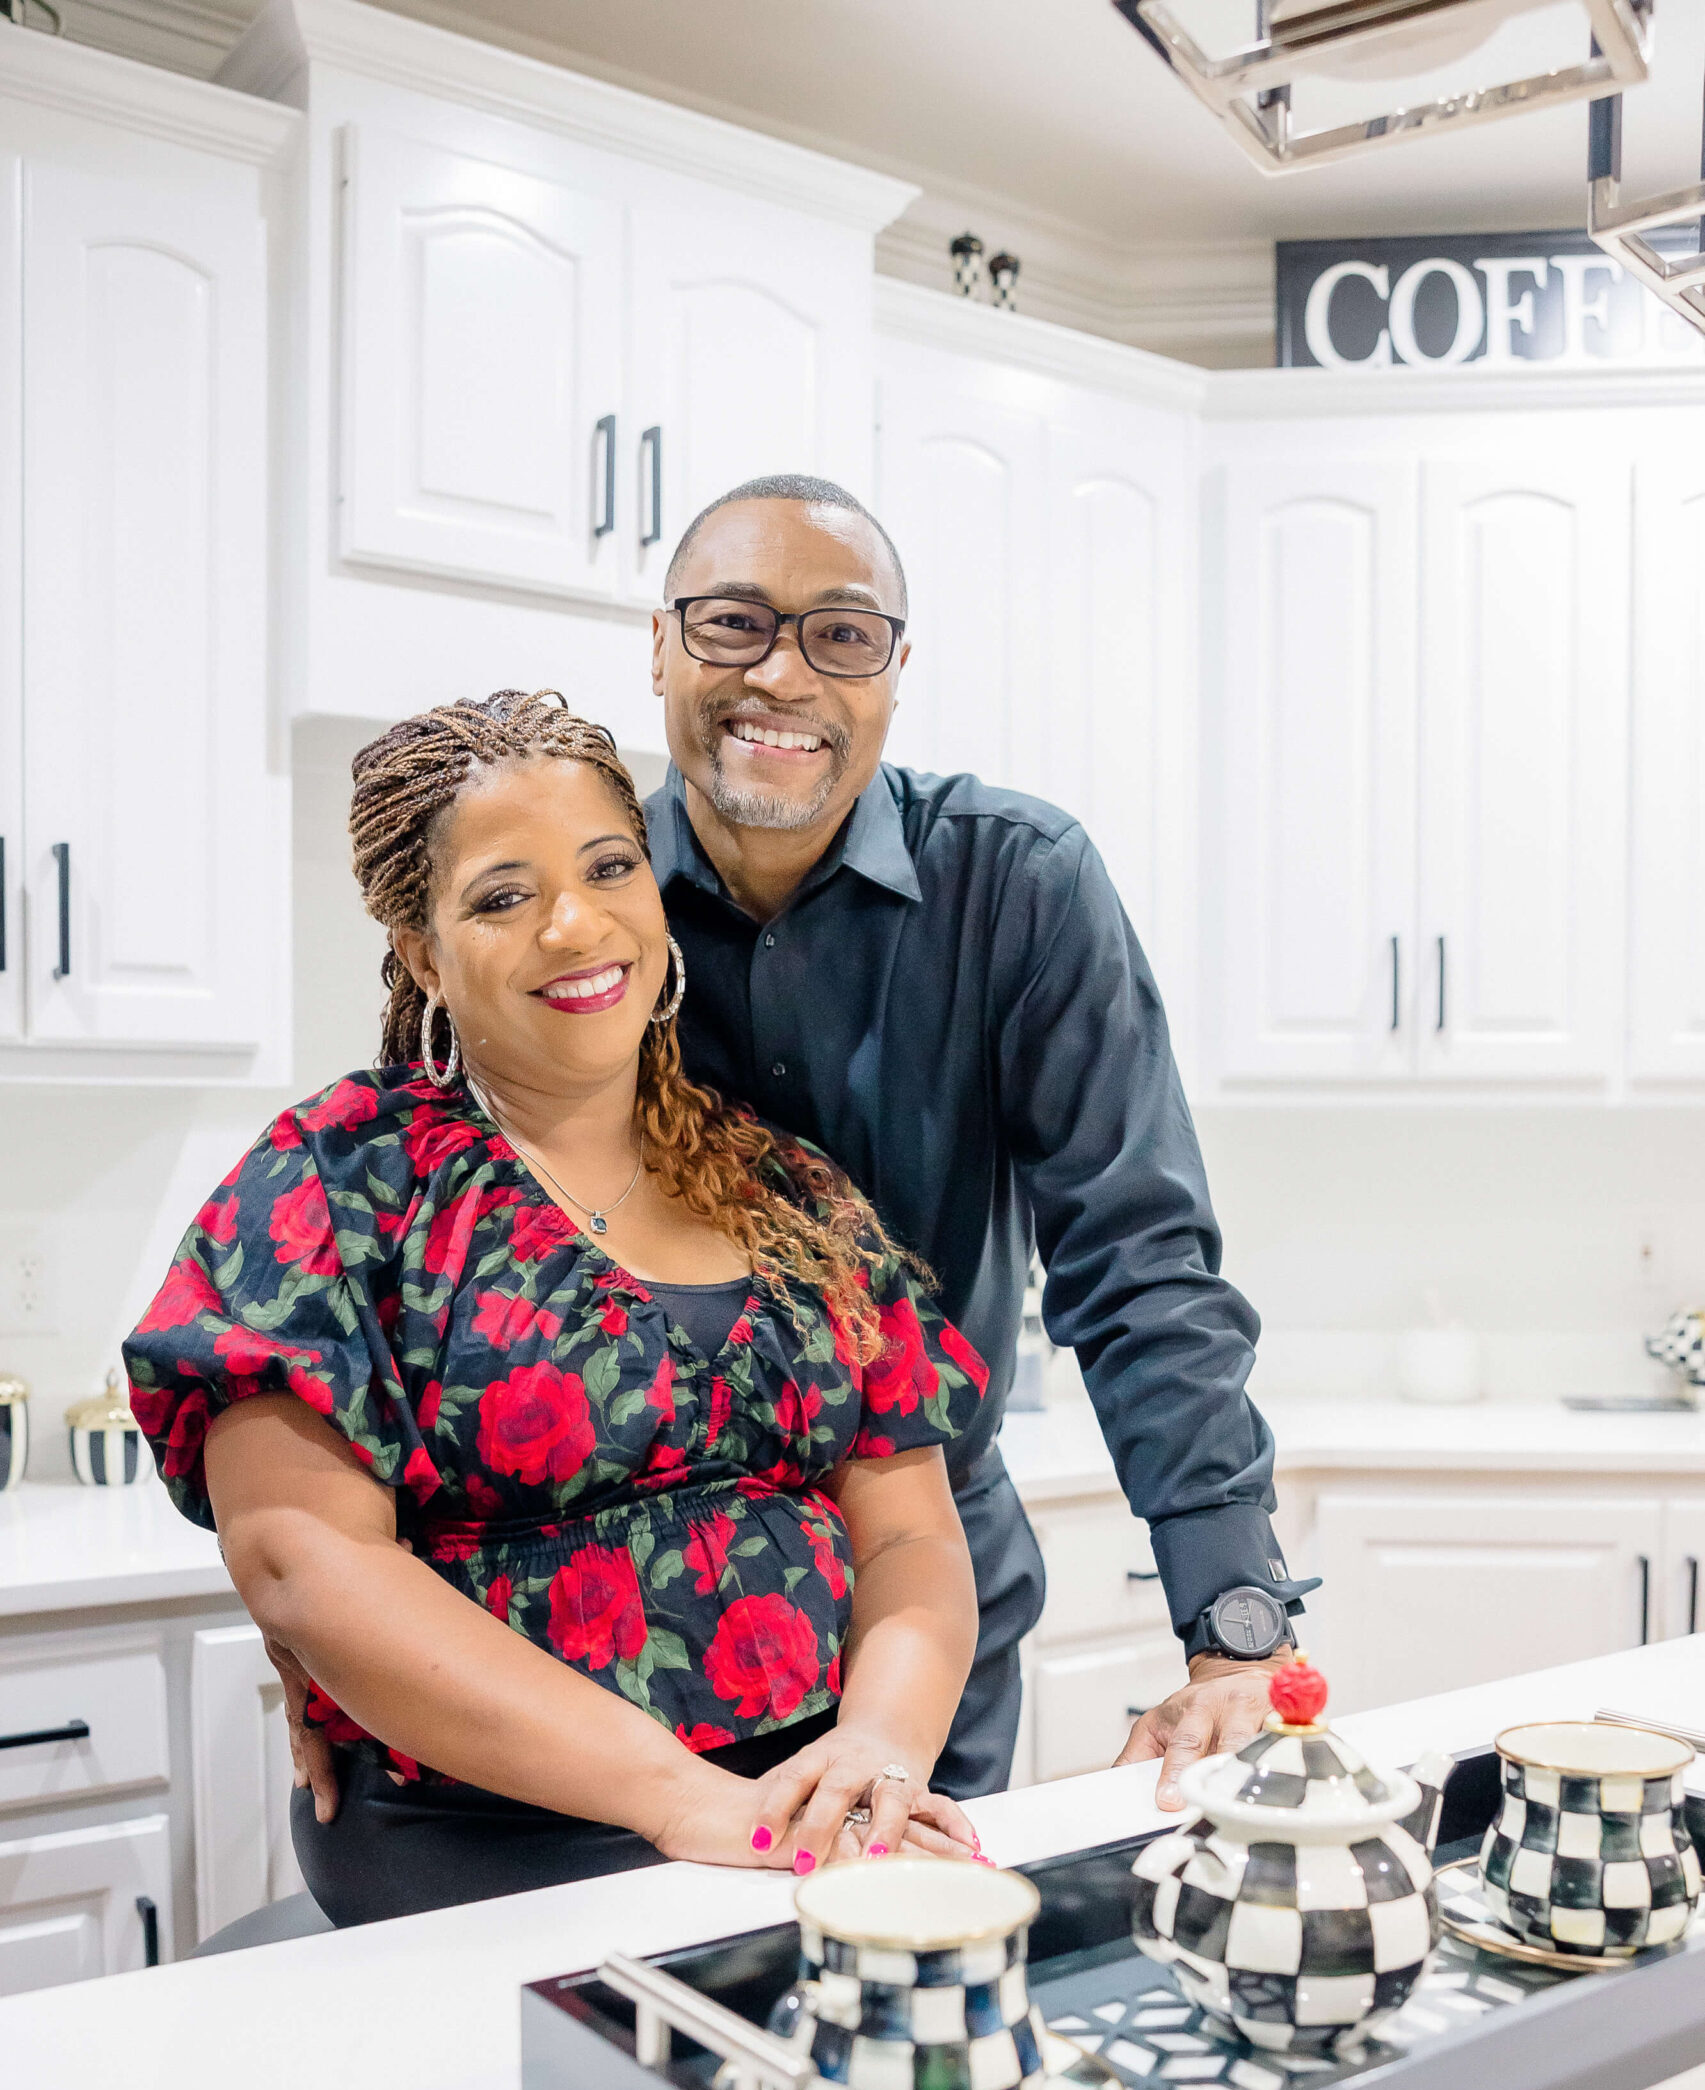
1276 229 1704 369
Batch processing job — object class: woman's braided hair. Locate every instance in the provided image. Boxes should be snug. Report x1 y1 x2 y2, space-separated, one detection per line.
348 689 912 1361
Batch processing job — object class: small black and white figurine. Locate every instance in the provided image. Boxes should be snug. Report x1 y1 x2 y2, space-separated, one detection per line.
0 1370 28 1491
950 232 985 299
989 253 1021 310
68 1371 148 1487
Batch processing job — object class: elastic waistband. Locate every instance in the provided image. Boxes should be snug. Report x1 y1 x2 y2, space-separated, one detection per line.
419 1473 833 1558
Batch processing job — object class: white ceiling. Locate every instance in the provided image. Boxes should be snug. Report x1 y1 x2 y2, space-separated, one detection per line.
391 0 1705 248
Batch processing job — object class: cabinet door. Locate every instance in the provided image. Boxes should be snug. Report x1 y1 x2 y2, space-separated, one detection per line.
1030 1634 1187 1783
21 158 275 1049
0 1813 172 1994
340 126 623 600
1628 452 1705 1082
1661 1499 1705 1643
873 369 1046 792
1418 459 1629 1082
1310 1489 1660 1715
0 150 19 1045
1212 460 1419 1082
628 201 874 605
191 1625 303 1941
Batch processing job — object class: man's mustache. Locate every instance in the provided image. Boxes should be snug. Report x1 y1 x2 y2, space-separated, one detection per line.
698 700 852 762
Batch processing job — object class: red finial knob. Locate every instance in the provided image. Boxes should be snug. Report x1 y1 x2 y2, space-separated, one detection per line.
1270 1658 1329 1727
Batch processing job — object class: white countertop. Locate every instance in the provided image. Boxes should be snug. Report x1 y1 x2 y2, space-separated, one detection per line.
2 1635 1701 2090
0 1479 230 1618
1000 1390 1705 1502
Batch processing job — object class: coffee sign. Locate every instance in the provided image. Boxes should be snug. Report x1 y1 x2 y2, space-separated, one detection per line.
1276 229 1705 369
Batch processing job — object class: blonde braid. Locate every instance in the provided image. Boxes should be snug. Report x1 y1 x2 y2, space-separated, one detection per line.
346 690 921 1358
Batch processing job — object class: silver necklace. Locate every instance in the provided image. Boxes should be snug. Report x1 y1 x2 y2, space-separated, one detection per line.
466 1076 644 1237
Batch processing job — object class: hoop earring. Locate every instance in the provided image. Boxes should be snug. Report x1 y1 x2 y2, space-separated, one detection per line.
420 991 461 1088
652 934 686 1027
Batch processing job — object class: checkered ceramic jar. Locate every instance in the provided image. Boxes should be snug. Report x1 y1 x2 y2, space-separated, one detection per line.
1132 1723 1454 2055
783 1859 1046 2090
1480 1720 1700 1956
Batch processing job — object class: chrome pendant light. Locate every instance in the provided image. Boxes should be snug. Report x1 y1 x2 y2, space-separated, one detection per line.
1114 0 1652 173
1587 57 1705 337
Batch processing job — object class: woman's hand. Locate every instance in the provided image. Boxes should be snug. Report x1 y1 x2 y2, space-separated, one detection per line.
746 1727 981 1872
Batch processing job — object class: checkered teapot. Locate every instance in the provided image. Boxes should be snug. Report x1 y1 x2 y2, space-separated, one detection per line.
1131 1661 1454 2056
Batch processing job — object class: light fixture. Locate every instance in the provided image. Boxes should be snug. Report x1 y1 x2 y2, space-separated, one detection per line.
1587 60 1705 338
1113 0 1652 173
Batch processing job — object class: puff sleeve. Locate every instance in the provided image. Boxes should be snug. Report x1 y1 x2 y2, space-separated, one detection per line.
849 1243 990 1461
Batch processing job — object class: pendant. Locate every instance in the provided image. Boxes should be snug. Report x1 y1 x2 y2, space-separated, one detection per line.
589 1213 608 1235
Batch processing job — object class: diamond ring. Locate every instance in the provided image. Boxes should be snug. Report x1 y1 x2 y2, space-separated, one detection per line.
873 1763 911 1786
843 1806 872 1827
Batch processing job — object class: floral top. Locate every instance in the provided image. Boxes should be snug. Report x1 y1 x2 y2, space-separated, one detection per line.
122 1069 987 1780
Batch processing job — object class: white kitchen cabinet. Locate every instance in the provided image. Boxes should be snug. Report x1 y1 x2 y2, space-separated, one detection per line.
1031 1634 1187 1784
1211 459 1418 1082
0 1633 169 1813
1307 1487 1660 1715
191 1625 304 1941
340 124 624 600
628 198 879 605
0 33 293 1083
1661 1500 1705 1644
0 1813 172 1996
1628 451 1705 1083
1418 458 1628 1083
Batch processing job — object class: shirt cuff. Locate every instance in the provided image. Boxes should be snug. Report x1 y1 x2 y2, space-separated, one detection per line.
1146 1501 1322 1659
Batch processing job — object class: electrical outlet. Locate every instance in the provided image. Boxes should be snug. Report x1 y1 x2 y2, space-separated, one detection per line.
0 1229 59 1338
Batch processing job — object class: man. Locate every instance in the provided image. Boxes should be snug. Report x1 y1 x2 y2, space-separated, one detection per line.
647 473 1317 1806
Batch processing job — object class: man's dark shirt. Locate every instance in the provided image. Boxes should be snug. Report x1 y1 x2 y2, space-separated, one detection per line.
647 763 1313 1655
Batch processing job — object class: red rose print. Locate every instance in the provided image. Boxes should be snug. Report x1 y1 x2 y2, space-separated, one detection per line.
298 1078 380 1134
197 1192 240 1246
210 1328 335 1416
600 1303 628 1336
477 1183 524 1222
402 1446 440 1501
486 1573 514 1623
135 1258 222 1333
403 1110 482 1176
863 1295 937 1417
270 1113 303 1151
826 1300 860 1374
423 1187 484 1280
476 1362 595 1488
938 1324 989 1398
706 1375 733 1450
161 1386 213 1482
470 1290 564 1350
853 1430 895 1459
826 1650 841 1696
597 1268 651 1304
683 1510 739 1595
636 1439 690 1488
464 1473 506 1518
646 1355 676 1421
727 1314 754 1347
268 1175 341 1277
770 1379 823 1443
804 1515 848 1600
676 1722 736 1752
125 1378 171 1436
417 1380 443 1432
546 1546 647 1669
705 1594 820 1721
508 1202 573 1265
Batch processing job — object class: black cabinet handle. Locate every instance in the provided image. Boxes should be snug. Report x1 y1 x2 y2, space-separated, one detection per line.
593 414 616 538
0 1718 89 1750
1688 1556 1699 1638
1125 1705 1151 1719
51 841 70 979
1389 934 1400 1031
640 425 663 547
1126 1568 1162 1583
1638 1553 1651 1645
136 1895 159 1968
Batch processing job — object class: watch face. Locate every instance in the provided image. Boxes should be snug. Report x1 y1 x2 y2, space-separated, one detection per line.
1210 1585 1284 1656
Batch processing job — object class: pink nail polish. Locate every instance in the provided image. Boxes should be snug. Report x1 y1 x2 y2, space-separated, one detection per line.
793 1850 816 1876
750 1825 772 1853
974 1853 996 1867
867 1842 889 1858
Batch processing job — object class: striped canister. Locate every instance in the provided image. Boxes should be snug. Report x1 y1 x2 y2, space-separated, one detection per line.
0 1372 27 1491
67 1373 148 1488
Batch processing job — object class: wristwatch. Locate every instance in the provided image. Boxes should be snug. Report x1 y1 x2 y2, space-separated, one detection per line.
1195 1583 1291 1661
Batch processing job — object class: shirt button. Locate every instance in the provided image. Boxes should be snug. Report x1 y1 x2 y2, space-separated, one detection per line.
771 1060 786 1078
764 933 776 948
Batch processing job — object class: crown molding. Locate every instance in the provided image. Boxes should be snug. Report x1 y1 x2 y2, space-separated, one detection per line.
0 14 295 159
217 0 918 234
875 278 1208 411
53 0 252 78
1205 360 1705 417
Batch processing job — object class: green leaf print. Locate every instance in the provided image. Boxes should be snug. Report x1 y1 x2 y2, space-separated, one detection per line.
800 1320 837 1365
629 1524 655 1572
365 1169 402 1209
783 1565 809 1594
607 1390 649 1429
612 1657 653 1711
647 1628 691 1672
583 1343 622 1403
923 1389 955 1437
212 1245 245 1290
326 1284 360 1337
650 1548 686 1590
732 1536 767 1559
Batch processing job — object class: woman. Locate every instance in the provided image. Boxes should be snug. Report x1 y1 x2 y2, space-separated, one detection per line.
124 690 987 1925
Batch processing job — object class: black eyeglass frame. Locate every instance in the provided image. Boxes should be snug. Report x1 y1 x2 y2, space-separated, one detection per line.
670 596 907 679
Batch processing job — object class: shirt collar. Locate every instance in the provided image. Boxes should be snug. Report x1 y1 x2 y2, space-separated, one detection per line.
650 766 922 908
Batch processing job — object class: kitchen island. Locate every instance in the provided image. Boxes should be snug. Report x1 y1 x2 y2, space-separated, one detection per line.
3 1635 1703 2090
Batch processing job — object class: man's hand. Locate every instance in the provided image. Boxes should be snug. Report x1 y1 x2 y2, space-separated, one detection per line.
1115 1650 1294 1809
265 1635 341 1825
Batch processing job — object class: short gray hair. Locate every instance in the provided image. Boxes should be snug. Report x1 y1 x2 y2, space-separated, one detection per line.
663 473 908 615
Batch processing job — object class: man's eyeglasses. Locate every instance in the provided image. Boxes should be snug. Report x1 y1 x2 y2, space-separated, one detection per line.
672 597 905 679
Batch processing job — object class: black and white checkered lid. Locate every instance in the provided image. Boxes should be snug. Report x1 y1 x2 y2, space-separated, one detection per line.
1207 1721 1398 1814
